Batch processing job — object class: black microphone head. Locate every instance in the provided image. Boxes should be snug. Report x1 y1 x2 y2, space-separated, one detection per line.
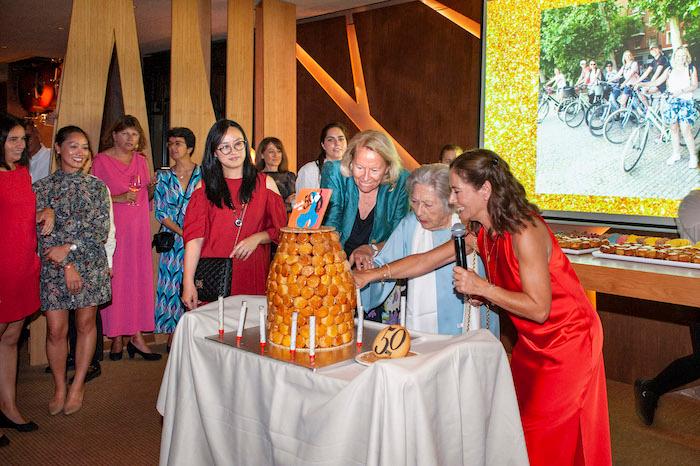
451 222 466 238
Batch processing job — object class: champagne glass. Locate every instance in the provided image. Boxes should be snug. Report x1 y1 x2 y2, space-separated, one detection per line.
129 174 142 206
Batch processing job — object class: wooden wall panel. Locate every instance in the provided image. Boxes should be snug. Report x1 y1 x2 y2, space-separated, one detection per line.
297 16 358 167
170 0 216 164
350 1 481 164
227 0 255 139
255 0 297 170
56 0 150 167
441 0 484 20
597 294 698 384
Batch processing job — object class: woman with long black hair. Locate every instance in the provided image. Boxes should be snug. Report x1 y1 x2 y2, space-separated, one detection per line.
181 119 287 309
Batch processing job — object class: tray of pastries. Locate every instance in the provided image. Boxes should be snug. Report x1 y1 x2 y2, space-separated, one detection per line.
555 232 606 255
594 236 700 269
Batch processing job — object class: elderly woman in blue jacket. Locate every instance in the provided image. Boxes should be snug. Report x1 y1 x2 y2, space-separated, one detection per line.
321 130 409 321
365 164 499 336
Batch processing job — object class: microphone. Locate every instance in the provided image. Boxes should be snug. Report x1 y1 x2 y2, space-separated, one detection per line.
451 223 468 269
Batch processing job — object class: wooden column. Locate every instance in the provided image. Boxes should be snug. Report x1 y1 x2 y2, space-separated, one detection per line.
255 0 297 170
170 0 216 164
35 0 151 366
227 0 255 140
56 0 150 166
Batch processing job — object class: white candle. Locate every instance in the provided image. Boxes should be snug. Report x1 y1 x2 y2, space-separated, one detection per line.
236 301 247 342
290 312 298 352
218 296 224 336
309 315 316 361
356 287 362 311
259 305 266 346
356 305 364 346
399 296 406 327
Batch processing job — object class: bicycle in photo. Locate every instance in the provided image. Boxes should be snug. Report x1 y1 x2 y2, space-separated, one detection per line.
537 86 558 123
603 89 645 145
564 85 603 128
587 82 619 137
537 86 575 123
556 86 577 122
621 92 672 172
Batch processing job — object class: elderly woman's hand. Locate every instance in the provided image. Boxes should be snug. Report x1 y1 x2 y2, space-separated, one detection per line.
352 268 374 289
349 244 375 271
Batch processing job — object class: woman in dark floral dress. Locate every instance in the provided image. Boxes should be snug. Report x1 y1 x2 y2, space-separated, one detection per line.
34 126 111 416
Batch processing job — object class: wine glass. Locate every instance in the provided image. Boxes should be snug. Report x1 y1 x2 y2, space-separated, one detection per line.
129 174 142 206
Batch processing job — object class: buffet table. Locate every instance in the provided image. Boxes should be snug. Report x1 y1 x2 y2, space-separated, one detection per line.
157 295 528 466
568 253 700 308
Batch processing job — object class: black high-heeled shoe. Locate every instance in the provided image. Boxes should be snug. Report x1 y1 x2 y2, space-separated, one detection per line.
0 434 9 447
109 350 123 361
127 342 162 361
0 411 38 432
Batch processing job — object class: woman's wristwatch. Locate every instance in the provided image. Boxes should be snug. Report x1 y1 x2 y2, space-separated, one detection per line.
61 243 78 266
370 242 380 258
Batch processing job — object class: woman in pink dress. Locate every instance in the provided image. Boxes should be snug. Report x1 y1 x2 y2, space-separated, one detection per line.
0 114 53 443
354 149 612 466
92 115 160 361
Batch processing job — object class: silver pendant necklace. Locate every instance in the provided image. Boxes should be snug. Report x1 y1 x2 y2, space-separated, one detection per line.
234 203 247 228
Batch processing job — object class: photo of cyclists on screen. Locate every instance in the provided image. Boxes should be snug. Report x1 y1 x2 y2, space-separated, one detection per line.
535 0 699 200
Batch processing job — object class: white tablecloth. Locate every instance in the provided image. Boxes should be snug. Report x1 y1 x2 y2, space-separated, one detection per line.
157 295 528 466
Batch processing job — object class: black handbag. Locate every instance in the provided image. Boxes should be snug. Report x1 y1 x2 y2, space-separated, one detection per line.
152 169 195 253
192 204 247 302
193 257 233 302
152 228 175 253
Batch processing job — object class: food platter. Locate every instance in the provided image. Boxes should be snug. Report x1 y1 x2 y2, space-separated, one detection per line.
561 247 598 255
592 251 700 270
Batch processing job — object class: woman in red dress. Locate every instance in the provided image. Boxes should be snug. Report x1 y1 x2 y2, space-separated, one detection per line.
0 114 53 443
354 149 612 466
181 119 286 309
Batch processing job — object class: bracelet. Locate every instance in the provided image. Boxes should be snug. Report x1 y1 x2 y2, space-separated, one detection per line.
64 263 74 269
380 263 392 281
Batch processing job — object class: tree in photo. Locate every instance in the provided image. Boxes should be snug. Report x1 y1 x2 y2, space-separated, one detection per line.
540 0 640 83
631 0 700 50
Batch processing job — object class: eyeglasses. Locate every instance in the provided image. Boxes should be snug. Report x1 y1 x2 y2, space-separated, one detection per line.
216 140 247 155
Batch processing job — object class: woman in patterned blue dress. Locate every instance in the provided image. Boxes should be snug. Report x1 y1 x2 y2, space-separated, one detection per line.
154 128 202 345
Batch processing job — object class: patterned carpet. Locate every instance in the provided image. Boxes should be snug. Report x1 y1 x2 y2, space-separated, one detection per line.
1 345 699 465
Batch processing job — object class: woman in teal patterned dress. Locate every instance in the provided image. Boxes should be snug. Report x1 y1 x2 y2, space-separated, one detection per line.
154 128 202 345
34 126 111 416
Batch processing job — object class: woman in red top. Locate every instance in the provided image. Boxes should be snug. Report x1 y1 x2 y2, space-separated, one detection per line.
354 149 612 466
182 120 286 309
0 114 53 442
